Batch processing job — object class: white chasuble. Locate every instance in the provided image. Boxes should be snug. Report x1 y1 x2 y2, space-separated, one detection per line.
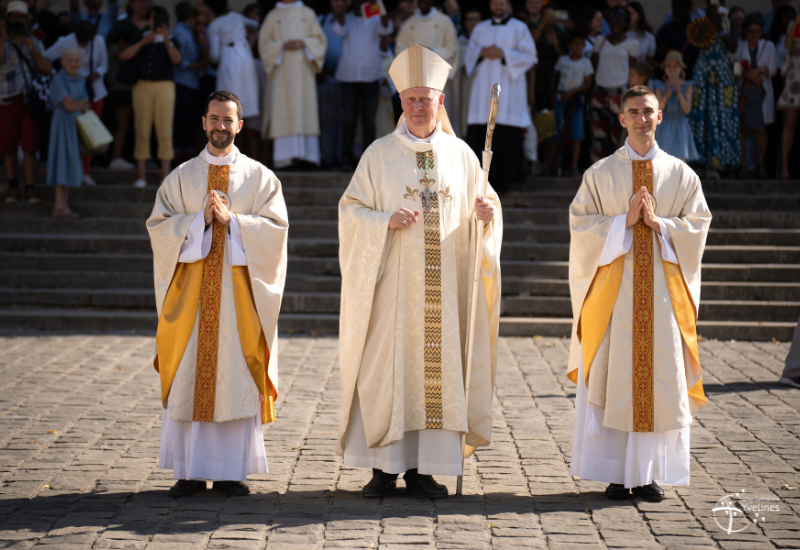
147 149 289 480
258 1 326 140
395 8 459 80
464 17 537 128
337 122 502 471
567 146 711 487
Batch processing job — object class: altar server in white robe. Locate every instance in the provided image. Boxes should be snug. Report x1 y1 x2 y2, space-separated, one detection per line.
464 0 536 192
258 0 327 168
207 0 261 119
338 45 502 498
147 91 288 497
568 86 711 502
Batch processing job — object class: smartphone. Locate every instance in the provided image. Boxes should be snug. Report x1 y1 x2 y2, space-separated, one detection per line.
553 10 568 21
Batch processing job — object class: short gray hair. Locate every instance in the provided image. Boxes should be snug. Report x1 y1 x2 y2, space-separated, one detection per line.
60 47 81 62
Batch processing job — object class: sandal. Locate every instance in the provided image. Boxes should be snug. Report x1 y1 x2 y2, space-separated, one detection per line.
735 166 749 179
781 168 791 180
52 207 80 219
756 166 769 179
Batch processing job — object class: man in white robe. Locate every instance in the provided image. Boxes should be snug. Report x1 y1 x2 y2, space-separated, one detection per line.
568 86 711 502
147 91 288 497
338 45 502 498
258 0 327 168
464 0 536 192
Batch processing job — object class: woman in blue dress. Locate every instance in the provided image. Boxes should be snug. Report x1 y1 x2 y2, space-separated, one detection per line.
655 51 699 162
688 4 740 179
47 48 89 219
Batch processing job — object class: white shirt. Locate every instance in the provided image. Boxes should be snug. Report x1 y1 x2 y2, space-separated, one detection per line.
464 17 537 127
592 36 639 89
598 139 678 267
626 30 655 63
333 13 394 83
178 146 247 266
735 38 778 125
45 33 109 102
554 55 593 93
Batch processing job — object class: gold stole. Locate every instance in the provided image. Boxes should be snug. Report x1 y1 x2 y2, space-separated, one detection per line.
571 159 706 431
631 160 655 432
154 165 277 424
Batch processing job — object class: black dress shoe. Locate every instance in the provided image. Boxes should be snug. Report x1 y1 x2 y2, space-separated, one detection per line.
632 481 665 501
169 479 206 497
404 469 448 498
604 483 630 499
212 481 250 496
362 469 398 498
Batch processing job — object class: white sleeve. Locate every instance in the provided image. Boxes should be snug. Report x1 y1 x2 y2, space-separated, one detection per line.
378 18 394 36
178 212 213 263
657 218 679 264
303 45 314 61
228 214 248 266
598 214 632 266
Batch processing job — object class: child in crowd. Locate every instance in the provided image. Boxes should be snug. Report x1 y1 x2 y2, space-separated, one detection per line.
654 50 698 162
628 61 651 88
554 34 594 177
47 49 89 218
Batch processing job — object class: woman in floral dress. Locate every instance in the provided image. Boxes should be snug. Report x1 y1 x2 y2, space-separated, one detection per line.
688 4 739 179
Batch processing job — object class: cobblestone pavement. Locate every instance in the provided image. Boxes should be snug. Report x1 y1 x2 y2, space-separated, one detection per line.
0 335 799 550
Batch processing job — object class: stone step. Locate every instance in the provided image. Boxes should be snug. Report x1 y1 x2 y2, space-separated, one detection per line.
0 306 339 334
0 307 793 341
502 295 800 322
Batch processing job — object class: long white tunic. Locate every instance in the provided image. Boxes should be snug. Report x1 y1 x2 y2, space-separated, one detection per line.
464 17 537 128
208 12 261 119
570 140 692 488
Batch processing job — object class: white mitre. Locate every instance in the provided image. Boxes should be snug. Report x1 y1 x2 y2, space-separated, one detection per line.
389 44 456 136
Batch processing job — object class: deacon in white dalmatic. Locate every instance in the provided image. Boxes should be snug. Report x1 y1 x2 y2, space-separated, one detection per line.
147 91 288 497
338 45 502 498
568 86 711 502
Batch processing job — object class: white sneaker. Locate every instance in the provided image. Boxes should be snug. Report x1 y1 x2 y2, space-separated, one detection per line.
82 174 96 186
109 158 136 170
133 178 147 189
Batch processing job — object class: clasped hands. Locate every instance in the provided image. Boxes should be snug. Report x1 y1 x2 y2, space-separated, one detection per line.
388 198 494 230
480 45 504 60
204 190 231 227
627 186 661 234
283 39 305 51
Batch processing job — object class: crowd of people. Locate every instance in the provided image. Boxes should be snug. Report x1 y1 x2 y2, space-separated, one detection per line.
1 0 798 215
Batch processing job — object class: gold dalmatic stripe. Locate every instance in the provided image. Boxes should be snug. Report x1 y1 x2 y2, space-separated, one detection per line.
631 160 655 432
417 151 443 429
192 164 230 422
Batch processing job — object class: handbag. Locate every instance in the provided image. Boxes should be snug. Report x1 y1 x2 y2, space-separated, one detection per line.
76 110 113 154
533 110 557 142
10 40 52 119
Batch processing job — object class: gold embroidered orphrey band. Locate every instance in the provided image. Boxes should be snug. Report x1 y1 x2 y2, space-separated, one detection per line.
418 150 443 429
632 160 655 432
192 164 230 421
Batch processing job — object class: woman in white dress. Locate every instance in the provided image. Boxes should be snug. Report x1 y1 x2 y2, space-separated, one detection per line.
206 0 261 119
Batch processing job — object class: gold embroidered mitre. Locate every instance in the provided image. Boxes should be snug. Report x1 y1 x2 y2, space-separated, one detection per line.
389 44 451 93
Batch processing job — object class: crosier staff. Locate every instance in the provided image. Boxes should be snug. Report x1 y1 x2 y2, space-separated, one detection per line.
456 83 500 497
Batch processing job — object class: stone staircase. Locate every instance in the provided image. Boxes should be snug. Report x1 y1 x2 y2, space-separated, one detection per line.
0 169 798 340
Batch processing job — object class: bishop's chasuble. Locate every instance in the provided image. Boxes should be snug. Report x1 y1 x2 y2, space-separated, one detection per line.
337 121 502 475
567 143 711 488
147 148 288 481
258 1 326 166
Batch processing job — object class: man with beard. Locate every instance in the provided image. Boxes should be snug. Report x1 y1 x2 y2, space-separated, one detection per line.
147 91 289 497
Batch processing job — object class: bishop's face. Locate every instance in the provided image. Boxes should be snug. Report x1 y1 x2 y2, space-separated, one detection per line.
400 87 444 139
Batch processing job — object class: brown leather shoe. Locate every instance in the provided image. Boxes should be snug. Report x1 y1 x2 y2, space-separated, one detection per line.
4 188 20 203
